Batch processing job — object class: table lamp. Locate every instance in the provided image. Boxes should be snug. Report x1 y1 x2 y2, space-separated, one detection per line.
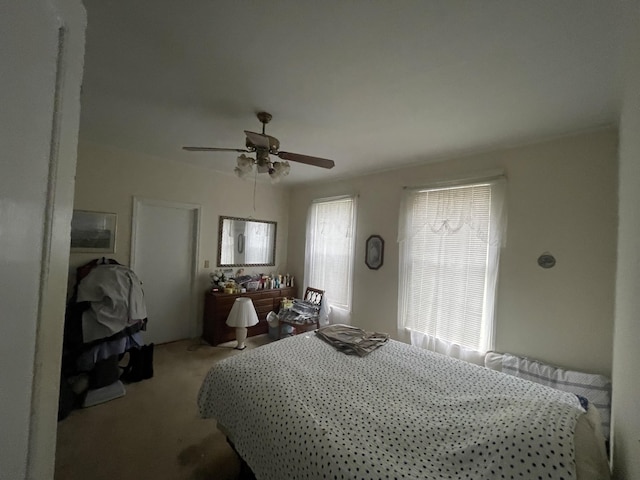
226 297 259 350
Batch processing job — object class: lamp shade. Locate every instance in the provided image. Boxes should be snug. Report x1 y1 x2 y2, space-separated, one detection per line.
226 297 259 328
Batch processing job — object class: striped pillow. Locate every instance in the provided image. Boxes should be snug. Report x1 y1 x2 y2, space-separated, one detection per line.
485 352 611 440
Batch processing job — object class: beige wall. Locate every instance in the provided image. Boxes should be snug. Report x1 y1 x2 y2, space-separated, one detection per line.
71 141 290 329
611 3 640 477
289 129 617 377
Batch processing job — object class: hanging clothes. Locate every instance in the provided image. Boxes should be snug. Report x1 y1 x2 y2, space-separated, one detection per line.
77 264 148 343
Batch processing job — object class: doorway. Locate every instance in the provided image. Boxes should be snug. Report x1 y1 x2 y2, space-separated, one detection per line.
131 198 200 344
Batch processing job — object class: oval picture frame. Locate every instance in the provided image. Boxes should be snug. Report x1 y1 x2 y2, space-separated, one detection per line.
365 235 384 270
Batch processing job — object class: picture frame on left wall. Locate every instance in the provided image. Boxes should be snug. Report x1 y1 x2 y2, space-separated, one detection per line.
70 210 117 253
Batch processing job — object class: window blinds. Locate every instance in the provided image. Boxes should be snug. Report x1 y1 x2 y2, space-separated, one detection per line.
398 178 506 353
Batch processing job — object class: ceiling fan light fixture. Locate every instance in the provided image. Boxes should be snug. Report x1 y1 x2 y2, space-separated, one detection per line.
184 112 336 180
234 166 251 179
235 154 254 178
269 160 290 183
236 153 253 167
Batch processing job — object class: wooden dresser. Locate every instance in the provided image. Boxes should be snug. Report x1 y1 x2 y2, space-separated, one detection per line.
203 287 297 345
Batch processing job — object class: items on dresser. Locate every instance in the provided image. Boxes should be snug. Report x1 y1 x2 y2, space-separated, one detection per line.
203 287 296 345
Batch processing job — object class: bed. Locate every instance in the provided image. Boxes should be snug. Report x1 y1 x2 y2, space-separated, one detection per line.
198 329 610 479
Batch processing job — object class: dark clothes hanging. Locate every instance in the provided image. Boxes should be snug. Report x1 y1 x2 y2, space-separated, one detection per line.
60 258 153 416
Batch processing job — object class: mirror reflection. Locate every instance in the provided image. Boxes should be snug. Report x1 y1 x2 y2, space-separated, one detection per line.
218 216 277 267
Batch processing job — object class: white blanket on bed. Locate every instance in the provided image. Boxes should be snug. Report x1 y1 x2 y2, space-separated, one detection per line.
500 353 611 440
198 333 585 480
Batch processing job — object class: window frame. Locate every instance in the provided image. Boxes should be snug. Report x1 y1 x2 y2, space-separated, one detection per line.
304 195 358 312
397 176 506 354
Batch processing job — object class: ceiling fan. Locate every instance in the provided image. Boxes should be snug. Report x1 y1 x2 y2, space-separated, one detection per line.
183 112 335 181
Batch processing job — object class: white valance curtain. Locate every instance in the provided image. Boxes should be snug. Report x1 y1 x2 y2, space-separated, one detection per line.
398 177 507 246
398 176 507 357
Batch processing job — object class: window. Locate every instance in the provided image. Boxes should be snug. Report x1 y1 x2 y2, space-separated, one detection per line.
305 196 357 313
398 177 506 355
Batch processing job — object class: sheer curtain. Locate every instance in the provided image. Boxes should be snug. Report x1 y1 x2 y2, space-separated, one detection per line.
304 195 357 324
221 223 234 264
245 222 273 264
398 176 506 363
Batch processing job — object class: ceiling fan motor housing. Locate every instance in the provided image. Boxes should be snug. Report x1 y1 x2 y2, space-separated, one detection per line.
245 136 280 153
256 148 271 172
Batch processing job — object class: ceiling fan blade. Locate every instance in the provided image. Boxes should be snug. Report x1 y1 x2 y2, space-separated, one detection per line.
183 146 249 153
277 151 335 169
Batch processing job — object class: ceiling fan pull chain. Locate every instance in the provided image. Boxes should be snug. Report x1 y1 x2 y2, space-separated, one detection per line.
253 169 258 213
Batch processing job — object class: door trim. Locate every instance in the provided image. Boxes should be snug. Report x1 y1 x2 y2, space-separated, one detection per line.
131 197 201 338
27 2 86 478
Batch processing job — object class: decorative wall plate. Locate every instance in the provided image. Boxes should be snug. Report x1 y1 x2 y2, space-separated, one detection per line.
365 235 384 270
537 253 556 269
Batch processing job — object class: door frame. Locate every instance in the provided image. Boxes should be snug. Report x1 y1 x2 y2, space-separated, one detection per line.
22 1 86 478
131 197 202 339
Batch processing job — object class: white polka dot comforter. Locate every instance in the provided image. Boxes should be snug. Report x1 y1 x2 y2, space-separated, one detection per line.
198 333 585 480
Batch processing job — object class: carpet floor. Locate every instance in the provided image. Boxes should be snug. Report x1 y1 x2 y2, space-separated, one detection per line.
55 334 273 480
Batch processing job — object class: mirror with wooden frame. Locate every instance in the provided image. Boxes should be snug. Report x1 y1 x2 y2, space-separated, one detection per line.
218 216 277 267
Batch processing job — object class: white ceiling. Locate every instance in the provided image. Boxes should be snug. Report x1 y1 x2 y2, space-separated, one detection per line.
80 0 626 185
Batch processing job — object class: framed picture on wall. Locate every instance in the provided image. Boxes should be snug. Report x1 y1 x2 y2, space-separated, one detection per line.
365 234 384 270
70 210 117 253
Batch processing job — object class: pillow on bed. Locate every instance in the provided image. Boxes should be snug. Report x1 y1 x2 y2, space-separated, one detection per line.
484 351 505 372
484 351 611 440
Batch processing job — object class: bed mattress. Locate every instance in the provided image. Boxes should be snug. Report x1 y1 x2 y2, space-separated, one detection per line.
198 332 609 479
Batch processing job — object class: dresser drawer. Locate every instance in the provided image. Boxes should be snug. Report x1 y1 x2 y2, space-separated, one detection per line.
216 298 273 318
216 295 241 309
253 298 274 309
203 287 297 345
246 291 276 301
